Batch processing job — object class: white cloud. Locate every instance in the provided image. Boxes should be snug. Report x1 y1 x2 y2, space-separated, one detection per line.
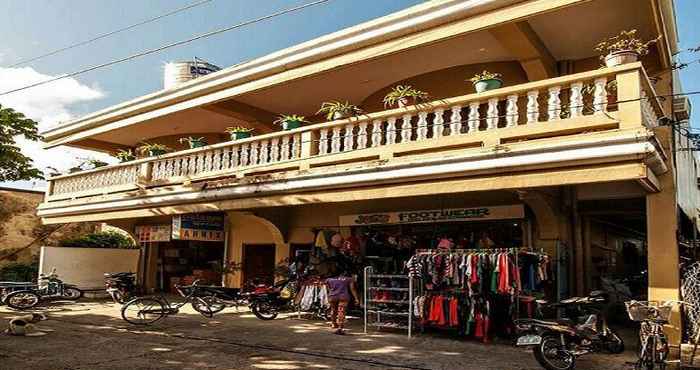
0 66 115 190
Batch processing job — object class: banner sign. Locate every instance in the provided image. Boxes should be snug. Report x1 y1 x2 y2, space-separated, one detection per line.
339 205 525 226
172 214 225 242
135 225 171 243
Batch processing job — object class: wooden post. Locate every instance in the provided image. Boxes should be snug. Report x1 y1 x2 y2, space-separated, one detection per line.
615 69 643 128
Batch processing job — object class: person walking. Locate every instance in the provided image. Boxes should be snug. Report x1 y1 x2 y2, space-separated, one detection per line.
325 271 359 335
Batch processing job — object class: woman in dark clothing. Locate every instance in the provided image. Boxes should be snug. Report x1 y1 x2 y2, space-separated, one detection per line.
325 270 359 334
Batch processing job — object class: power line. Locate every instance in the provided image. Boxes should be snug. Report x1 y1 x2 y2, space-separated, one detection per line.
8 0 215 68
0 0 331 97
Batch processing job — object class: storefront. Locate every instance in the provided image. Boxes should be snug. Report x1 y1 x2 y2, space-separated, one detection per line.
135 213 227 292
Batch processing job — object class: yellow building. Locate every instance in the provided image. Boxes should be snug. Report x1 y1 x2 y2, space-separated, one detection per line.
37 0 695 345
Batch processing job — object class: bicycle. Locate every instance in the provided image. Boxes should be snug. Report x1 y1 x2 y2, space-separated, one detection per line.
625 300 689 370
120 280 215 325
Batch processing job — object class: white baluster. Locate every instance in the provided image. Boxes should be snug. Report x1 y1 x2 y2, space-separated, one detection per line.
547 86 561 121
386 117 397 145
593 77 608 114
259 140 269 164
417 111 428 141
570 82 584 118
526 90 539 124
318 129 328 155
230 146 239 167
487 98 499 130
468 102 480 133
240 143 249 166
281 136 290 160
270 138 279 163
331 126 342 153
401 114 412 142
187 155 196 175
450 105 462 136
357 122 368 149
370 120 382 147
251 143 260 165
432 109 444 138
292 134 301 158
343 124 354 151
506 95 518 128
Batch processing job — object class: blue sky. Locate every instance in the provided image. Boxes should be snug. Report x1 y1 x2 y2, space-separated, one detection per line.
0 0 698 190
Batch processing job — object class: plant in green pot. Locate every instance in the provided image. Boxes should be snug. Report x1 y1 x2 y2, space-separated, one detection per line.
225 126 255 140
469 71 503 93
85 158 109 169
383 85 429 108
317 101 363 120
114 149 136 163
179 136 208 149
138 142 170 157
274 114 309 130
595 29 658 67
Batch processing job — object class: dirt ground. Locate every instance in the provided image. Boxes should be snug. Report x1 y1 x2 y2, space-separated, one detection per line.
0 299 638 370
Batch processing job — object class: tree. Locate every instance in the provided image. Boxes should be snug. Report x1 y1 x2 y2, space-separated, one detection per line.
0 104 42 181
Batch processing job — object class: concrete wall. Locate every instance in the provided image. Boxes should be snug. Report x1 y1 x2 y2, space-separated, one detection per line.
40 246 140 289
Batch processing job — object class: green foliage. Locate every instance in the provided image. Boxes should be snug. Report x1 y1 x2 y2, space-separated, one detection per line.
59 231 137 249
382 85 429 108
0 105 42 181
316 101 363 120
273 114 309 125
224 126 255 134
114 149 136 163
468 70 503 83
0 261 38 282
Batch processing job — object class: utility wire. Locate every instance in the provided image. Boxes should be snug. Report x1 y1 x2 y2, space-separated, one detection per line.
8 0 215 68
0 0 331 97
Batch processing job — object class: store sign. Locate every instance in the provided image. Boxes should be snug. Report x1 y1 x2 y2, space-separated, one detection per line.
135 225 171 242
172 214 225 241
339 205 525 226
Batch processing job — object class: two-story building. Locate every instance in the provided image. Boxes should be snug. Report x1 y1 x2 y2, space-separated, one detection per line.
37 0 693 343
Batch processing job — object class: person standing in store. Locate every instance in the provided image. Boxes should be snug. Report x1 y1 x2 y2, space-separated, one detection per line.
325 270 360 335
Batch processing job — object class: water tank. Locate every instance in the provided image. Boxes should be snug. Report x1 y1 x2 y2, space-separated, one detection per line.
163 59 221 89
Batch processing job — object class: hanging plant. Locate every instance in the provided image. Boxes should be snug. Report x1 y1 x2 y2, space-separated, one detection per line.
382 85 429 108
137 142 170 157
179 136 207 149
273 114 309 130
468 70 503 93
224 126 255 140
317 101 363 120
595 29 659 67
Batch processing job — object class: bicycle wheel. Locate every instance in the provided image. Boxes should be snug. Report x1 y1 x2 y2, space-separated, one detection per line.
191 297 215 318
5 291 40 310
197 295 226 314
121 297 167 325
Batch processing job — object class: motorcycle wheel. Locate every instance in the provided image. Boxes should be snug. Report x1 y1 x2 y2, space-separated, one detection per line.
198 296 226 314
5 291 40 310
63 287 83 301
251 303 279 320
533 335 576 370
605 330 625 354
109 290 127 304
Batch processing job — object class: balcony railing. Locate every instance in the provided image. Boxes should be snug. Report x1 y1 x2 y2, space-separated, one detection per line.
45 63 663 202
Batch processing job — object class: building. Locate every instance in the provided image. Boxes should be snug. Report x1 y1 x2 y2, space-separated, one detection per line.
37 0 696 344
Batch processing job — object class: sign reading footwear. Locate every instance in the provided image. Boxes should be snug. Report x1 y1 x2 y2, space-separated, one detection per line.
339 205 525 226
172 214 225 241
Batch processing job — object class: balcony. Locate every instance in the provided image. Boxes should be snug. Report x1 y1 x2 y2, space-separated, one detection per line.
38 63 666 222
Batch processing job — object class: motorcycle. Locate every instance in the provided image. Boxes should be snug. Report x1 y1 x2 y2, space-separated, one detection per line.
4 268 83 310
104 272 137 304
243 279 295 320
514 290 624 370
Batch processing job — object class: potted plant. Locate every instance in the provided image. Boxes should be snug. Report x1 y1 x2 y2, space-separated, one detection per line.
225 126 255 140
317 101 363 120
383 85 429 108
179 136 207 149
469 71 503 93
595 29 658 67
274 114 309 130
114 149 136 163
138 142 170 157
85 158 108 169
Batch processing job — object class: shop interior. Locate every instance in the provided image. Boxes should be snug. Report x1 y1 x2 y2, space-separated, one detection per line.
155 240 225 293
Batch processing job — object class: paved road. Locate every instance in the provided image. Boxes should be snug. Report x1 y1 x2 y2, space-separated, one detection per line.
0 300 636 370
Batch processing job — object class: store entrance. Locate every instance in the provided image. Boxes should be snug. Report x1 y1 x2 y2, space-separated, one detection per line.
243 244 276 286
159 240 225 293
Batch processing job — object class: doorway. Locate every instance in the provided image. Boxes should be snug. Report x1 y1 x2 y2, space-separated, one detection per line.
242 244 276 286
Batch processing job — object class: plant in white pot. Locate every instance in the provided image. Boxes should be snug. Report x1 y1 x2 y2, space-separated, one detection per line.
317 101 363 120
225 126 255 140
137 142 170 157
383 85 429 108
469 70 503 93
179 136 208 149
274 114 309 130
595 29 658 67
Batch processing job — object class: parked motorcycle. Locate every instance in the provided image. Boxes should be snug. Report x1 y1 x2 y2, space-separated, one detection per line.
515 290 624 370
104 272 137 304
4 269 83 310
244 279 295 320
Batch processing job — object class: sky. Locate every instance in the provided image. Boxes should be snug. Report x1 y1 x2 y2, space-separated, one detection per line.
0 0 698 191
